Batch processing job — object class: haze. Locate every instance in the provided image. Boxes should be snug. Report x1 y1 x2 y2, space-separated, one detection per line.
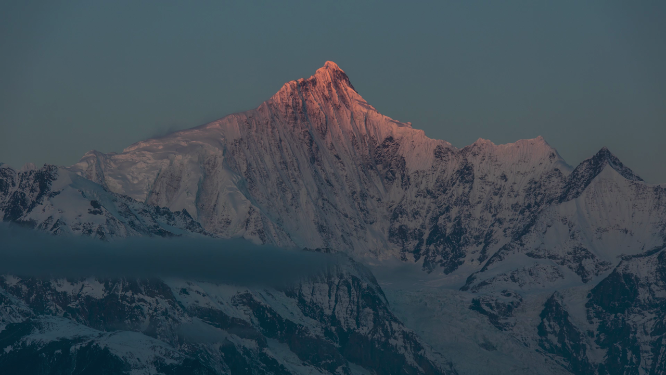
0 224 341 286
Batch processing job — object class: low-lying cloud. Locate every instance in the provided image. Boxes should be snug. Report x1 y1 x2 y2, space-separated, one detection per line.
0 225 341 286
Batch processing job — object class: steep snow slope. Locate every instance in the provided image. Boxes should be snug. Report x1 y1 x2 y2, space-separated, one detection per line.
463 148 666 292
0 164 206 239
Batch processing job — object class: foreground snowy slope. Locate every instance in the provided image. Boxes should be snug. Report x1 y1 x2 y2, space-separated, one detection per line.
0 251 455 374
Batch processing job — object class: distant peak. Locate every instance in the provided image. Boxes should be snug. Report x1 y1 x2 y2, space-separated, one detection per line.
596 146 611 158
471 138 494 147
593 147 642 181
467 136 552 151
560 146 643 201
591 147 617 164
20 162 36 172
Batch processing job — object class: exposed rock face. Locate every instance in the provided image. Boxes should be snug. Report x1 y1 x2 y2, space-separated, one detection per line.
585 248 666 374
469 290 523 331
0 255 453 374
510 246 666 375
537 293 598 375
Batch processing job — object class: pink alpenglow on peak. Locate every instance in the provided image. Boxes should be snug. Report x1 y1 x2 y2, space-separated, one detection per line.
297 61 355 92
300 60 357 93
309 60 345 77
323 61 342 70
71 61 622 264
270 61 358 104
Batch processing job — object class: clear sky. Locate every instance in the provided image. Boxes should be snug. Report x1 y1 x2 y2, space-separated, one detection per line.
1 1 665 182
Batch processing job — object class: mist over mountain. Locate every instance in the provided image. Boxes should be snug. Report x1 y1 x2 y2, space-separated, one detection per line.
0 224 339 286
1 62 665 374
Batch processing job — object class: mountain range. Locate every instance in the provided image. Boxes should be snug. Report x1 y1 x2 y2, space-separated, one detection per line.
1 62 665 375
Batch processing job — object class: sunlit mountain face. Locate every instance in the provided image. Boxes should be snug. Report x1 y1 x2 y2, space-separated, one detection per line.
1 62 665 375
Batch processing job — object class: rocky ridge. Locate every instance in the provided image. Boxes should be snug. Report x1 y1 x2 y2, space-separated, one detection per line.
3 62 666 374
0 252 454 374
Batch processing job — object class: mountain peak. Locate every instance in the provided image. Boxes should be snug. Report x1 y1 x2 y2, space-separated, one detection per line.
307 61 356 93
270 61 360 106
321 61 343 71
559 146 643 202
591 147 642 181
596 146 611 158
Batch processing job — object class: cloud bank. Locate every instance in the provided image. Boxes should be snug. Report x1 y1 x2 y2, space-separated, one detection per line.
0 225 341 286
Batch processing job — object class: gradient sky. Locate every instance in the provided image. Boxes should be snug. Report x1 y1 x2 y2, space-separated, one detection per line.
1 1 665 182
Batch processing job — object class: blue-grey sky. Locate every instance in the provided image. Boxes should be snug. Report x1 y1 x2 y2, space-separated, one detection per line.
1 1 665 182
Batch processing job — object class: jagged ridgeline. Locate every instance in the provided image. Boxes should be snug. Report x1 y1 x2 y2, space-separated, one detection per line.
2 62 666 375
66 61 665 278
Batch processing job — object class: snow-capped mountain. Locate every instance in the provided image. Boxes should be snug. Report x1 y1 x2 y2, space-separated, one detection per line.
3 61 666 374
463 147 666 292
71 61 446 251
69 61 666 278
